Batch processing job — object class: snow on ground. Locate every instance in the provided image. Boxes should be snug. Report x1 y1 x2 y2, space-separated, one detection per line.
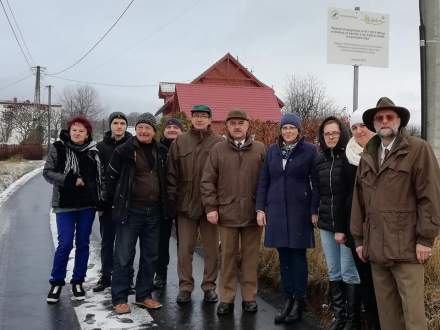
0 160 44 193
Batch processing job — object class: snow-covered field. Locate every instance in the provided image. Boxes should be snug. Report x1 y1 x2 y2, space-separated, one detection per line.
0 160 44 193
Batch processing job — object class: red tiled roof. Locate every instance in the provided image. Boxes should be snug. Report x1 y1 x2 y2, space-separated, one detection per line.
175 83 282 122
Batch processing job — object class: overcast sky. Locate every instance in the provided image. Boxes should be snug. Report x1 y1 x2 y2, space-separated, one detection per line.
0 0 421 125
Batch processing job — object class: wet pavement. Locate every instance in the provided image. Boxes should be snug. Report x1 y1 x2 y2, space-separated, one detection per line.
0 173 320 330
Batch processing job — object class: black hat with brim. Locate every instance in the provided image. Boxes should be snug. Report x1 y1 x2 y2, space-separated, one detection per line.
363 97 410 132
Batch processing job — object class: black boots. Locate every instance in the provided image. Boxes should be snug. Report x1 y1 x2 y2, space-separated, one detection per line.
93 275 111 292
285 296 305 323
329 281 346 330
344 283 361 330
274 296 294 324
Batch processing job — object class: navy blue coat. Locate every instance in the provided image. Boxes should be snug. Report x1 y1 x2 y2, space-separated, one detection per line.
256 137 319 248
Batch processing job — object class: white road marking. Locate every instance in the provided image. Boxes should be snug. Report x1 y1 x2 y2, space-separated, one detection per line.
49 211 157 329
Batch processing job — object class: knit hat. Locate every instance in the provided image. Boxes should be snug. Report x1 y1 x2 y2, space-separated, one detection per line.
108 111 128 128
280 113 301 130
164 117 183 130
226 109 249 121
135 113 157 130
191 105 212 117
349 109 364 127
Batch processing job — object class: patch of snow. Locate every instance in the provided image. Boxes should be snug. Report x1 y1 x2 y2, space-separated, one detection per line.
0 160 44 193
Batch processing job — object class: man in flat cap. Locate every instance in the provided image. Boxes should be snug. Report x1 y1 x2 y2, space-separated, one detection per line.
168 105 223 303
351 97 440 330
201 109 265 315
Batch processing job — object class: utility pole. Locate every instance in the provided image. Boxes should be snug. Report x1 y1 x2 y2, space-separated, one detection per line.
46 85 52 149
420 0 440 159
33 66 41 104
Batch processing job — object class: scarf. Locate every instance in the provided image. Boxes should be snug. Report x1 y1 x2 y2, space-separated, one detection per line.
345 137 364 166
63 139 103 202
280 141 298 160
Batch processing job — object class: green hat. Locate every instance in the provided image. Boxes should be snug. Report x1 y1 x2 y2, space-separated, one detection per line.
191 105 212 117
363 97 410 132
226 109 249 122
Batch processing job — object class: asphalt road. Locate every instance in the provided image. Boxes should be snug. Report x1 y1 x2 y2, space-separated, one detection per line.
0 173 319 330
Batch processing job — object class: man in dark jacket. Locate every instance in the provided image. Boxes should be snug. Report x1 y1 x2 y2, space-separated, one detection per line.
201 110 265 315
167 105 223 304
105 113 168 314
94 112 132 292
153 117 183 288
351 97 440 330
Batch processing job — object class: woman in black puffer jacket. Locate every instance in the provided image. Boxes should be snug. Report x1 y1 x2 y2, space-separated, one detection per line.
313 116 360 330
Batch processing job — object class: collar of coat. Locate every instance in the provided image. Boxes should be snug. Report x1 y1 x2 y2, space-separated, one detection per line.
102 130 132 146
363 128 410 173
226 133 254 151
115 136 167 161
189 126 214 140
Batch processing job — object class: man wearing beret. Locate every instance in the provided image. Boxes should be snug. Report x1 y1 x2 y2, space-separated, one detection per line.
351 97 440 330
105 113 168 314
94 112 133 293
201 109 265 315
153 117 184 288
168 105 223 303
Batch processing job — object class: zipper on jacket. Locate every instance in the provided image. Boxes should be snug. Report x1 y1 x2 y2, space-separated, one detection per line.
330 149 335 229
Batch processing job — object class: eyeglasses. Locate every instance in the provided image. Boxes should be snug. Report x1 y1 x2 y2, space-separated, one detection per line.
373 113 399 122
192 113 209 118
323 131 340 138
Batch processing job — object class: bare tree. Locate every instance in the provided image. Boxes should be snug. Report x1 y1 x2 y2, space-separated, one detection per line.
126 112 140 126
283 74 340 122
59 85 103 123
0 105 17 142
11 104 47 144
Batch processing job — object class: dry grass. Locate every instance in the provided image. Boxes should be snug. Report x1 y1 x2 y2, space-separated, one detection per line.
259 233 440 329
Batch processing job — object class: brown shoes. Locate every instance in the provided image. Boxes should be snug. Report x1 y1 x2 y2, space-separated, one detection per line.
135 298 163 309
114 303 131 314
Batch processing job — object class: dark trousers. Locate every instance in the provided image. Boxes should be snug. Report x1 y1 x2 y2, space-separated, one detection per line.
351 248 381 328
99 210 116 277
277 248 308 298
50 208 95 285
155 218 173 275
111 207 161 305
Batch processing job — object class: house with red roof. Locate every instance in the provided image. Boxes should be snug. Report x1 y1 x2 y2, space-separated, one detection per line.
155 53 284 131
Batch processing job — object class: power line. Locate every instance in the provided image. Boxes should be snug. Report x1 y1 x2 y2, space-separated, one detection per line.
0 0 32 69
88 0 203 74
50 0 136 75
47 75 157 88
0 74 32 91
4 0 35 64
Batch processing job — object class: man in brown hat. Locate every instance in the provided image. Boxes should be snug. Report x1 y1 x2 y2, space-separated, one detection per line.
201 109 266 315
351 97 440 330
167 105 223 304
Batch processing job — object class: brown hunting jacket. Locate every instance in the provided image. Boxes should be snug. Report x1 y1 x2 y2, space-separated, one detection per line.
167 126 223 220
350 130 440 264
201 135 266 227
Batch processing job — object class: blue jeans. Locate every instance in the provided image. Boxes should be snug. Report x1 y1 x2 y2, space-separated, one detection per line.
50 208 95 285
112 207 161 305
277 248 308 298
320 229 360 284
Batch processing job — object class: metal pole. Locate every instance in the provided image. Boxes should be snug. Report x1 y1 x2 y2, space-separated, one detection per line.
353 65 359 111
421 0 440 159
46 85 52 149
353 7 361 112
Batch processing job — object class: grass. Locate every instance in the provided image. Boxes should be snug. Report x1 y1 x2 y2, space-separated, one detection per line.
259 232 440 329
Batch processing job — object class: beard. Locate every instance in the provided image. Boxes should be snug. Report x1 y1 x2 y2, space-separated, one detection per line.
375 124 399 139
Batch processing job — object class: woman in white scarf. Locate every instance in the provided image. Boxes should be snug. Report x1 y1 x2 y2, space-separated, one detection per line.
345 109 380 330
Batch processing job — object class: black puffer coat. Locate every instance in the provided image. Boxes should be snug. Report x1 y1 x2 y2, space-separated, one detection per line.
314 117 351 233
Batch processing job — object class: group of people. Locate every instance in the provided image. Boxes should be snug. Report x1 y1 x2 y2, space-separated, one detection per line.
42 97 440 330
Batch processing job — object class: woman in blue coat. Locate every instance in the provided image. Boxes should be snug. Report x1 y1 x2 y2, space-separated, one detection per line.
256 113 319 324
